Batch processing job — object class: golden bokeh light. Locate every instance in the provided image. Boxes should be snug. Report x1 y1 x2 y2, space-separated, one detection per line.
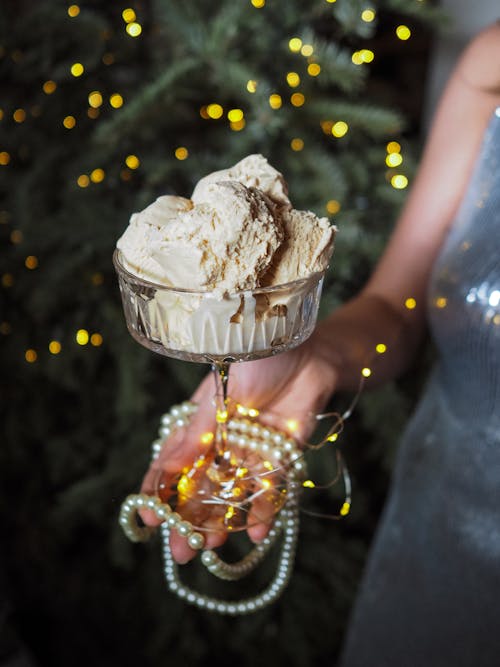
63 115 76 129
110 93 124 108
175 147 189 160
125 154 140 169
269 94 282 109
70 63 84 77
331 121 348 137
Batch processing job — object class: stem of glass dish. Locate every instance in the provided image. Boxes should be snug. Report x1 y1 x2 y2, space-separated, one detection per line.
212 360 231 460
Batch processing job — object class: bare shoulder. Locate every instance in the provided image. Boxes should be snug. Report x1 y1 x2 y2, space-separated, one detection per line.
458 21 500 91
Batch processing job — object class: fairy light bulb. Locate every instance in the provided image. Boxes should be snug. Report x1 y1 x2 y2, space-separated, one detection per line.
174 147 188 160
288 37 302 53
63 115 76 129
207 103 223 119
396 25 411 41
110 94 123 108
126 22 142 37
391 174 408 189
331 121 348 138
269 94 282 109
70 63 84 77
43 80 57 94
125 155 140 169
76 329 89 345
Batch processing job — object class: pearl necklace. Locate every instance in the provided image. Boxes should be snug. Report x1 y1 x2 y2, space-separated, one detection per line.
119 401 305 614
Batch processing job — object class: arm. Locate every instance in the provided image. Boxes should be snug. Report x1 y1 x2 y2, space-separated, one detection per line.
314 22 500 392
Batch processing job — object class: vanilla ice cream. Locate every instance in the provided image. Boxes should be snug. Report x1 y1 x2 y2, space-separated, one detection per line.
115 154 336 359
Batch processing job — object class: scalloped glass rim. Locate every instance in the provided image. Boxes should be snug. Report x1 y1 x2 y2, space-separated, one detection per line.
113 248 324 296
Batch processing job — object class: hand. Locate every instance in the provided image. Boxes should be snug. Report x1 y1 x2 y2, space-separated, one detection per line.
140 330 338 563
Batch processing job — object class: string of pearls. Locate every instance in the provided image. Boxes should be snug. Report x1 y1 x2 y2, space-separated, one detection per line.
118 401 305 613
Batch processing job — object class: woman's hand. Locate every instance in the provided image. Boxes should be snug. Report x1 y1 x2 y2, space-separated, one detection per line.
140 330 338 563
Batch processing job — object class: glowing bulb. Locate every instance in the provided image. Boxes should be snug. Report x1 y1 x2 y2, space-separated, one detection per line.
227 108 244 122
200 432 214 445
286 419 299 433
331 121 348 137
291 138 304 151
70 63 84 77
360 49 374 63
301 44 313 57
126 22 142 37
25 256 38 269
340 501 350 516
251 0 265 7
43 80 57 94
288 37 302 53
110 93 124 108
49 340 62 354
236 467 248 478
376 343 387 353
248 408 259 417
67 5 80 17
326 199 341 214
76 329 89 345
307 63 321 76
269 94 282 109
13 109 26 123
0 152 11 165
436 297 447 309
122 8 136 22
207 103 223 119
290 92 305 107
361 8 375 21
391 174 408 189
361 367 372 378
246 79 257 93
174 146 188 160
77 174 90 188
125 154 140 169
216 409 228 423
286 72 300 87
352 51 364 65
63 115 76 129
396 25 411 40
88 91 103 108
261 479 272 490
386 153 403 167
405 298 417 310
90 168 105 183
25 349 37 363
90 333 103 346
327 432 339 442
386 141 401 153
303 480 316 488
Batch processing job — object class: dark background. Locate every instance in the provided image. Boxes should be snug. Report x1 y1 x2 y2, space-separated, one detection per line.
1 1 442 664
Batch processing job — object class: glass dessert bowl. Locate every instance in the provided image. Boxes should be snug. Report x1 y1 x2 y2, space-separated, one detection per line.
113 248 325 363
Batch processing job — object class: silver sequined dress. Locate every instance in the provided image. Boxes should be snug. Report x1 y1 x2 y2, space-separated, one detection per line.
340 108 500 667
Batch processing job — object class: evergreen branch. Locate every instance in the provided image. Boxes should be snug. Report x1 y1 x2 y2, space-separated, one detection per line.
93 57 199 144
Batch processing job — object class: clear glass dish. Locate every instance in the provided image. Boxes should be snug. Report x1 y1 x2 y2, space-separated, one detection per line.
113 249 325 363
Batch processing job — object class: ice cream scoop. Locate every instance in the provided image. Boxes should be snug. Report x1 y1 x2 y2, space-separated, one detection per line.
114 154 337 359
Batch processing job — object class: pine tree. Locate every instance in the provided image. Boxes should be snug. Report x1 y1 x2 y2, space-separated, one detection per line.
1 1 441 664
